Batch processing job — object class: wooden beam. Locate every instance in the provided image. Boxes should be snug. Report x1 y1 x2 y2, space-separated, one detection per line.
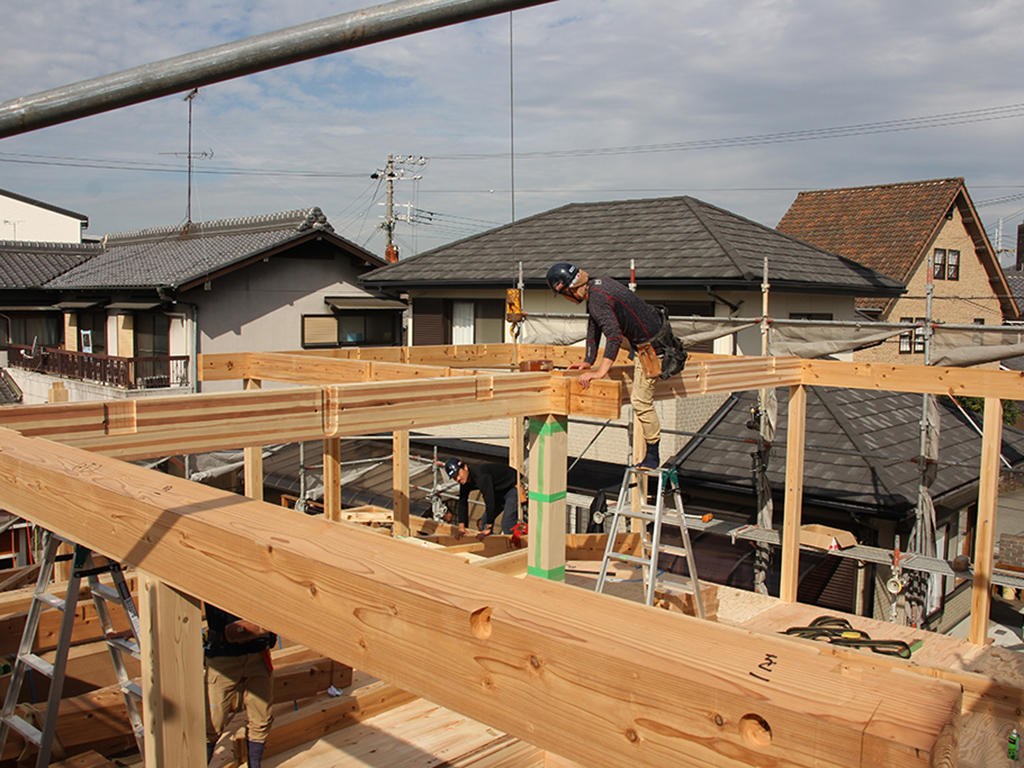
0 374 593 460
139 573 205 767
393 430 410 537
0 427 962 767
323 437 342 522
243 378 264 501
802 358 1024 400
780 384 807 603
970 398 1003 645
527 415 568 582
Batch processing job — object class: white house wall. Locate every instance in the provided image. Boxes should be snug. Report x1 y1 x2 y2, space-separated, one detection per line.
0 195 83 243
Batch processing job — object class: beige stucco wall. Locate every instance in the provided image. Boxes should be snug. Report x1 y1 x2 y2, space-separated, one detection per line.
854 206 1004 365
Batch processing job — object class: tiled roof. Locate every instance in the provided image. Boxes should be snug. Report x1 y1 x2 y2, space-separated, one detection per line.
1006 272 1024 318
672 386 1024 517
362 196 904 296
0 240 100 288
46 208 377 291
776 178 967 311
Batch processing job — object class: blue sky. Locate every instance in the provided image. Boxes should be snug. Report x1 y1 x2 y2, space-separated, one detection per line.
3 0 1024 262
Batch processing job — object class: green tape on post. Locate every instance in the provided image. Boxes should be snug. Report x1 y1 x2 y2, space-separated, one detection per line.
527 564 566 581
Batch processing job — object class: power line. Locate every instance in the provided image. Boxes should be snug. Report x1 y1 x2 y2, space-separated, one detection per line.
433 102 1024 161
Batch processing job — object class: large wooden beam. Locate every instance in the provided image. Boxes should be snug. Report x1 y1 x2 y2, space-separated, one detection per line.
0 373 622 460
0 428 961 768
971 398 1003 645
802 358 1024 399
780 384 807 603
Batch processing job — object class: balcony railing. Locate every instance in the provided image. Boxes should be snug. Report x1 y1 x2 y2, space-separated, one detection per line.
6 345 189 390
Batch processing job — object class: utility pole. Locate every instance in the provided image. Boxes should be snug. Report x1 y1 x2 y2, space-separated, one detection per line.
371 155 427 263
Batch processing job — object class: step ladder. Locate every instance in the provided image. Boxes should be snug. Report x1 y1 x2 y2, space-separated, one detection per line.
595 465 705 618
0 531 144 766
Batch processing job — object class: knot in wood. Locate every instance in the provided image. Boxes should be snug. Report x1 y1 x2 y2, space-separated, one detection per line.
625 729 639 743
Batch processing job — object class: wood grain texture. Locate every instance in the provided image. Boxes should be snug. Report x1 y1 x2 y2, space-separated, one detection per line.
0 427 962 768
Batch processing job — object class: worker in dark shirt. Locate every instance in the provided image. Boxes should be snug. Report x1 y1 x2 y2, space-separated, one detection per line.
444 458 520 537
546 261 687 469
204 604 276 767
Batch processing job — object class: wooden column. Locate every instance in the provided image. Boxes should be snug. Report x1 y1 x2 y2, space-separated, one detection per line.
139 572 205 767
527 414 567 581
393 430 410 537
323 437 341 522
970 397 1003 645
780 384 807 603
243 379 264 501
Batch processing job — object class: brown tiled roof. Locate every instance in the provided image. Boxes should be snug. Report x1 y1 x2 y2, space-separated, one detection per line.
777 178 964 311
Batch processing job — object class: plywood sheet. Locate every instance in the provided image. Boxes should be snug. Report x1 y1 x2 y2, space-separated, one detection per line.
268 698 539 767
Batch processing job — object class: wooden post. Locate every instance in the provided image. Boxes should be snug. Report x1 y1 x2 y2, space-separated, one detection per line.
393 429 410 537
780 384 807 602
970 397 1003 645
527 414 567 581
323 437 341 522
243 379 264 501
139 572 205 767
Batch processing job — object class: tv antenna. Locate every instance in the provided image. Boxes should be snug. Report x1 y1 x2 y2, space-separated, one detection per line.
160 88 213 226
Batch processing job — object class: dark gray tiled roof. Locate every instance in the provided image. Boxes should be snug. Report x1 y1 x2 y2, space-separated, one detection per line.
47 208 376 290
0 241 100 288
673 387 1024 518
362 196 905 296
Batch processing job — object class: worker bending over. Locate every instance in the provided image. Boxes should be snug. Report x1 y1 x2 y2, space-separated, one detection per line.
445 458 520 537
546 261 687 469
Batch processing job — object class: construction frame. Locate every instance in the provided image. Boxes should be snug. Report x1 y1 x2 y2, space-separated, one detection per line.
0 344 1020 766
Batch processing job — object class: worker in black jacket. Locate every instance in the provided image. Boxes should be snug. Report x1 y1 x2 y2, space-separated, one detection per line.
445 458 520 537
546 261 687 469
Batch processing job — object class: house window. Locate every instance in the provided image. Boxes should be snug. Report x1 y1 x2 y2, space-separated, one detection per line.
416 299 504 346
790 313 834 321
5 313 62 348
932 249 959 281
947 250 960 280
301 312 400 348
899 317 926 354
134 313 170 357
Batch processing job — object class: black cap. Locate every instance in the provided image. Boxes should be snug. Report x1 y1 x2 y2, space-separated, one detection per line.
444 458 463 478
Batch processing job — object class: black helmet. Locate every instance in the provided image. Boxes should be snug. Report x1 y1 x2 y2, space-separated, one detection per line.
546 262 580 296
444 458 464 479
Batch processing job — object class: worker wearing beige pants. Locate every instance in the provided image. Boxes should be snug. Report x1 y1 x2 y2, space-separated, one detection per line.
205 604 275 767
630 353 661 446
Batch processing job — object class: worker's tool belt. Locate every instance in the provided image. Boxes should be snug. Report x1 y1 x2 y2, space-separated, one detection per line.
634 307 688 380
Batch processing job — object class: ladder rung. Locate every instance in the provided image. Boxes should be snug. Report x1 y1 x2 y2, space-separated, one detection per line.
122 681 143 700
609 553 652 568
606 507 657 522
19 652 55 679
108 636 140 658
90 583 119 603
652 544 690 559
35 593 66 611
3 714 42 745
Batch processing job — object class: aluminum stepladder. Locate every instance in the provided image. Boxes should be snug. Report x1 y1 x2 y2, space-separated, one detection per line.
0 530 144 766
595 464 705 618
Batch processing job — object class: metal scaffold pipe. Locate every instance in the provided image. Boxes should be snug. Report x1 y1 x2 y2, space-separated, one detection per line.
0 0 556 138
